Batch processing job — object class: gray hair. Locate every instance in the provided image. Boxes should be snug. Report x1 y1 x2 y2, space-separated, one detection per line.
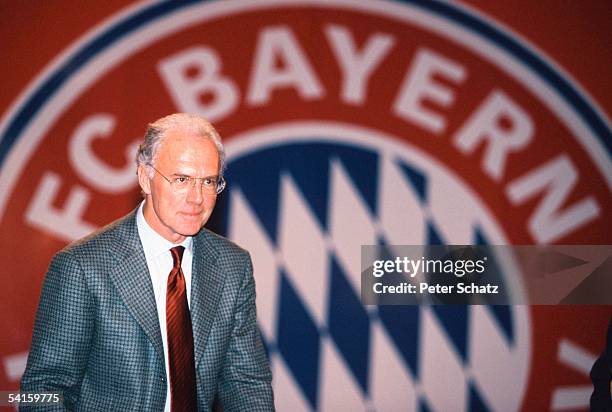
135 113 226 177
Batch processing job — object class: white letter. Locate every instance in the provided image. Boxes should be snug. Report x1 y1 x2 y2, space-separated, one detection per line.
25 172 98 242
373 260 384 277
393 48 466 134
454 90 533 181
506 155 600 243
69 114 138 193
325 24 395 105
409 260 421 277
247 26 324 105
158 46 239 122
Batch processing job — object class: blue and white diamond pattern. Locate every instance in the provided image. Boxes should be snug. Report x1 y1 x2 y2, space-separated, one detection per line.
219 124 531 411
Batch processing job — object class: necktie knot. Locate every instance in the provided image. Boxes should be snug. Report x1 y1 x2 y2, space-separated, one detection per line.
170 246 185 269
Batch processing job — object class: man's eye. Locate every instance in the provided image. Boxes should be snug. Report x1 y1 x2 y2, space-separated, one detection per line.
203 178 214 186
174 176 189 184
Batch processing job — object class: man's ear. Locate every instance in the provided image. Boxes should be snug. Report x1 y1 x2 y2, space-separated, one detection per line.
137 165 152 195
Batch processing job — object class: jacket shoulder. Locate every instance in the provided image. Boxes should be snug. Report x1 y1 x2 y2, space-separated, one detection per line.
57 211 137 260
197 228 249 258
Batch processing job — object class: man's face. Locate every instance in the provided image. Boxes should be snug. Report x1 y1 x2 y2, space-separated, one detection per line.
138 128 220 243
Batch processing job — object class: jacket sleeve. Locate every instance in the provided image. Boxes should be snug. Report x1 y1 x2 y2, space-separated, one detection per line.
20 250 95 411
217 254 275 411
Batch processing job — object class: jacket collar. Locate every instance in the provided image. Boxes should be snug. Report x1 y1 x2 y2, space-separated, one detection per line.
191 229 226 367
107 210 165 361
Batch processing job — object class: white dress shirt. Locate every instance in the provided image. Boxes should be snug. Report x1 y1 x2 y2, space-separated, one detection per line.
136 202 193 412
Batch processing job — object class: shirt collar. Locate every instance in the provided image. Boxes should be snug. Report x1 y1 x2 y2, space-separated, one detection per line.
136 201 193 258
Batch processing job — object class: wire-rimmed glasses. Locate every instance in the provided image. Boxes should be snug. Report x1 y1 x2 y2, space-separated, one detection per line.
150 166 226 195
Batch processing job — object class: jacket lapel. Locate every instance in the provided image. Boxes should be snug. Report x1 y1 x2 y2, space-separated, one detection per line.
191 229 226 367
107 211 165 362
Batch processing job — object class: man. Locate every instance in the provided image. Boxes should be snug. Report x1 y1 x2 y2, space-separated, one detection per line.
21 113 274 411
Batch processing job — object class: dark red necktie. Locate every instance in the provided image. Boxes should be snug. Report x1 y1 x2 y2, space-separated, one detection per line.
167 246 198 411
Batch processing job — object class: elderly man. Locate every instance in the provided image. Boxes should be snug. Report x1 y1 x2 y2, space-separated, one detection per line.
21 113 274 411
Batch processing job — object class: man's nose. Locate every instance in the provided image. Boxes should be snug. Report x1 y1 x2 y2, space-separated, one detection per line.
186 180 204 204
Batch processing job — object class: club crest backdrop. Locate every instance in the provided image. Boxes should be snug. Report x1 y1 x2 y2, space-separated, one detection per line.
0 1 610 411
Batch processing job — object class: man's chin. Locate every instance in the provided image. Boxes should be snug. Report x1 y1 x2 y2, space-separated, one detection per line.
177 223 206 237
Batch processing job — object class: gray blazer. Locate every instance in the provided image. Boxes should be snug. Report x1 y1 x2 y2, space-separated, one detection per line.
20 210 274 411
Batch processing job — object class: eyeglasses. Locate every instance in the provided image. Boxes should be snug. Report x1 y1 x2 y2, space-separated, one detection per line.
150 166 226 195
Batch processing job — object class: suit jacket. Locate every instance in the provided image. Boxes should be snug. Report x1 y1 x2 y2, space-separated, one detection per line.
20 210 274 411
590 318 611 411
